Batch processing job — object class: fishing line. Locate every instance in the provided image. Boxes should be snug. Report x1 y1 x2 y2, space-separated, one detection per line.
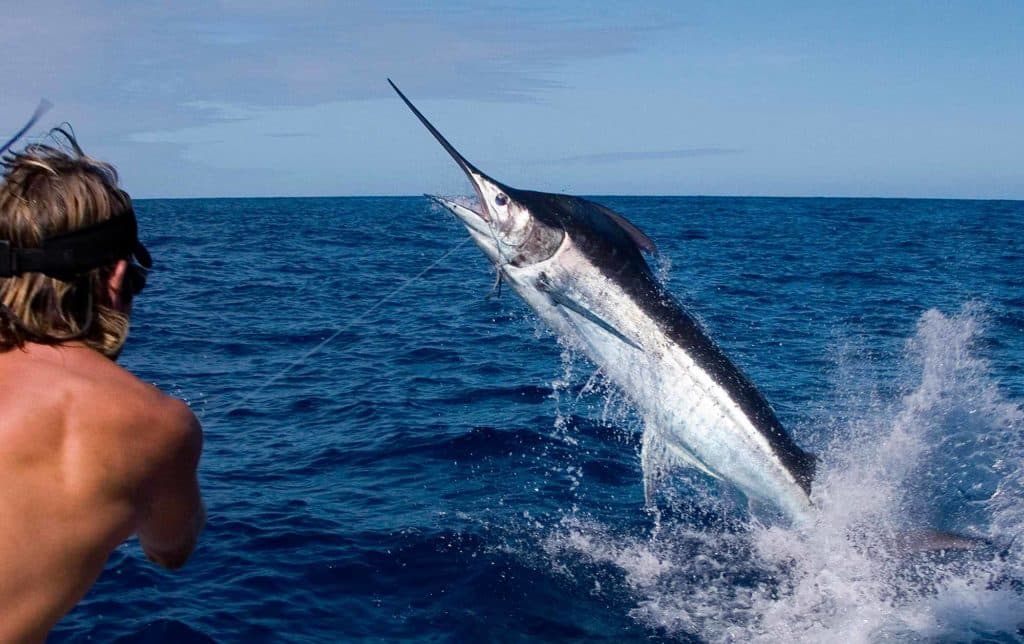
211 235 472 421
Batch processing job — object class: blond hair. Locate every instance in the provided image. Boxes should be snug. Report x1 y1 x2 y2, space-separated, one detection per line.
0 130 133 357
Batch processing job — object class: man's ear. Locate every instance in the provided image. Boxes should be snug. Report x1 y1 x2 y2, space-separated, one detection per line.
107 259 128 311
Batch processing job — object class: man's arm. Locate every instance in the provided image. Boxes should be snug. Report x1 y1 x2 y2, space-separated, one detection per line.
136 400 205 570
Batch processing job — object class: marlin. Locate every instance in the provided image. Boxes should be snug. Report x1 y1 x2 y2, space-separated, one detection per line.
389 80 817 523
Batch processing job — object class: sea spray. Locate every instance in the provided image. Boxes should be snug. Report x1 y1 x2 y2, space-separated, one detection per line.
542 305 1024 641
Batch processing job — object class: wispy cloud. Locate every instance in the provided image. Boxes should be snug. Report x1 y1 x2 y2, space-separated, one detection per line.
552 147 742 164
264 132 313 139
0 1 680 195
2 1 671 141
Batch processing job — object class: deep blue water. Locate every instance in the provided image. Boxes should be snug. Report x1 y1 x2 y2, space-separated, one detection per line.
51 196 1023 642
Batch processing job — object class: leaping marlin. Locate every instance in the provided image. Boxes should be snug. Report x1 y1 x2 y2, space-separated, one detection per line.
389 80 817 523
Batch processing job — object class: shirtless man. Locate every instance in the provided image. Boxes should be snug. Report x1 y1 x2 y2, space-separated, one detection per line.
0 130 205 641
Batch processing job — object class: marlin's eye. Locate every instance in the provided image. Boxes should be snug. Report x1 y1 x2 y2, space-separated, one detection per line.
494 193 508 207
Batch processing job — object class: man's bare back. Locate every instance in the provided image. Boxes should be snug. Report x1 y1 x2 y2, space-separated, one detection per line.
0 343 204 642
0 123 205 640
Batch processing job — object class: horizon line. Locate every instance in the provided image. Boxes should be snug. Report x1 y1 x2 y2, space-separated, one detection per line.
132 193 1024 203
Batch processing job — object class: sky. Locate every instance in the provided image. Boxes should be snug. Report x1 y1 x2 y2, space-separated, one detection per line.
1 1 1021 199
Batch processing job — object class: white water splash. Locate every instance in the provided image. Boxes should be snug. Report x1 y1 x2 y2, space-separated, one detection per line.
544 305 1024 641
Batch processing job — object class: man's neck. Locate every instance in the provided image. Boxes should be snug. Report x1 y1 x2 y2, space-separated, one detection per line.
16 341 114 365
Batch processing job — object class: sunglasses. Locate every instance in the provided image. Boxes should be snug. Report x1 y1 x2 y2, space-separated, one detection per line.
126 262 148 296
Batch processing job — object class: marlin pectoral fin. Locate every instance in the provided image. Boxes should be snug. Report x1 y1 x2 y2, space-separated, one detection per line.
537 278 642 351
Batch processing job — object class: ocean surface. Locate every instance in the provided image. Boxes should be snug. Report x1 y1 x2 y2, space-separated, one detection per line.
50 196 1023 643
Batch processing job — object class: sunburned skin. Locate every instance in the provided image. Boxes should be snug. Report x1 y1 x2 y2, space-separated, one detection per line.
0 336 204 642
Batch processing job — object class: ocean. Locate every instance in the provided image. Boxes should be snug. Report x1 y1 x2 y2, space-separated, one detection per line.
50 196 1023 642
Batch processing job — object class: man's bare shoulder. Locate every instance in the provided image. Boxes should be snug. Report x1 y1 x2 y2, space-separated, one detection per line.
0 344 200 492
70 354 201 490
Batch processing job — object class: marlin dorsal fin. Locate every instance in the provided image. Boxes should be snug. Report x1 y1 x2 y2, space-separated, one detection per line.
590 202 658 255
